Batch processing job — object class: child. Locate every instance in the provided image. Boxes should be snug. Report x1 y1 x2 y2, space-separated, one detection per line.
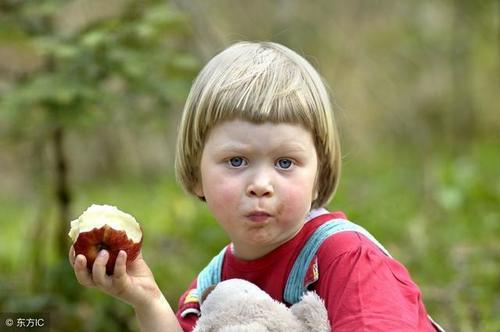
70 41 442 331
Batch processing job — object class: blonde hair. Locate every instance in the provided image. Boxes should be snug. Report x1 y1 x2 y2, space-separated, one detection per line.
175 41 341 208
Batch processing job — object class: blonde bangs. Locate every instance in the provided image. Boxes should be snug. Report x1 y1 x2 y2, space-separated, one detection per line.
193 45 319 134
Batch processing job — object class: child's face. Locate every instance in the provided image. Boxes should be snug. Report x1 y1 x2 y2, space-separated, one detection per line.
195 119 318 260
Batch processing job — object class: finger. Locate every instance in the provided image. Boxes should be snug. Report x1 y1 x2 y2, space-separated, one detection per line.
113 250 128 278
74 254 96 288
92 250 112 288
68 246 75 266
112 251 130 296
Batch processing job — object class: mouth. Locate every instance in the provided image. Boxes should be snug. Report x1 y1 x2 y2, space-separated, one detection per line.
246 211 272 223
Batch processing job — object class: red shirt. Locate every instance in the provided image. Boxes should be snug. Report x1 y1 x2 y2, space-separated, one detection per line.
176 211 436 331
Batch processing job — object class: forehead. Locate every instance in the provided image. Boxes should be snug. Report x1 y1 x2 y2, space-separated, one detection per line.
203 120 315 152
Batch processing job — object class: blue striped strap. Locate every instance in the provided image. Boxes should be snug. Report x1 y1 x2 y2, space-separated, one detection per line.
283 218 391 304
196 245 228 300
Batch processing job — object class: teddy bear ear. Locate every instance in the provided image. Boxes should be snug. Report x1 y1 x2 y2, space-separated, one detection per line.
290 292 330 332
201 285 217 304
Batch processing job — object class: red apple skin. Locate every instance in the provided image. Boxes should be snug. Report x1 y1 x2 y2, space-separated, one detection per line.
73 225 142 275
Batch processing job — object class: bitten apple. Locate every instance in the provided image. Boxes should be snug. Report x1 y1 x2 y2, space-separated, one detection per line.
69 204 143 275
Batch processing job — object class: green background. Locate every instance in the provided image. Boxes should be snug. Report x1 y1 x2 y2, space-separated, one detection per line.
0 1 498 331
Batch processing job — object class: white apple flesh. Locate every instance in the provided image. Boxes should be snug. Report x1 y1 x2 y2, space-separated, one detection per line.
69 204 143 275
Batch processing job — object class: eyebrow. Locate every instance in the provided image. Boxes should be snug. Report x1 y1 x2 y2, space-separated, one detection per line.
215 142 308 154
215 143 252 154
274 142 308 152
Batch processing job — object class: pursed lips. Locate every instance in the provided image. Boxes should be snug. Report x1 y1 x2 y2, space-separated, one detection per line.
245 211 272 223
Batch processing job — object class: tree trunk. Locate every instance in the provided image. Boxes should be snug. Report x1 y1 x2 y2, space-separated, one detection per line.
29 134 49 291
53 125 72 259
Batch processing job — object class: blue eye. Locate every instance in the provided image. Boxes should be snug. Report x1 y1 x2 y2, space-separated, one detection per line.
276 158 293 169
228 157 246 168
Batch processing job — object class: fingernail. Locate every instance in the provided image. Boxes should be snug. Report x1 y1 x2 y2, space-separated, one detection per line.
98 250 108 257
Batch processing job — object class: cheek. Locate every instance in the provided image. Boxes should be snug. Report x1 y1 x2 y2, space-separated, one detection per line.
203 174 241 212
279 179 315 214
287 169 317 204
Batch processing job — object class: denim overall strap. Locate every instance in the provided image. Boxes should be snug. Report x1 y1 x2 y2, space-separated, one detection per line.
283 218 391 305
196 245 228 300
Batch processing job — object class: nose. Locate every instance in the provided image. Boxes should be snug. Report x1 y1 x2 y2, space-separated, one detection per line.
246 169 274 198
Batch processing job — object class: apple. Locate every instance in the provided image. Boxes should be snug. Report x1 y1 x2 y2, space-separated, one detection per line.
69 204 143 275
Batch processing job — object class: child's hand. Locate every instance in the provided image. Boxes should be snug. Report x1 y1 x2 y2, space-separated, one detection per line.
69 246 162 309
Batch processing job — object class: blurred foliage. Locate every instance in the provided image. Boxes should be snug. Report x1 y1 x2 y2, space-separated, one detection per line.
0 0 499 331
0 0 197 137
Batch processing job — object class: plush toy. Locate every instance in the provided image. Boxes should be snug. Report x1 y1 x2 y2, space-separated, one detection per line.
193 278 331 332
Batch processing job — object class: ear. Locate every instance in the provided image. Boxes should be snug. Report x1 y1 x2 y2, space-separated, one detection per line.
290 292 330 332
312 171 319 202
310 187 319 208
194 182 204 198
313 188 319 201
